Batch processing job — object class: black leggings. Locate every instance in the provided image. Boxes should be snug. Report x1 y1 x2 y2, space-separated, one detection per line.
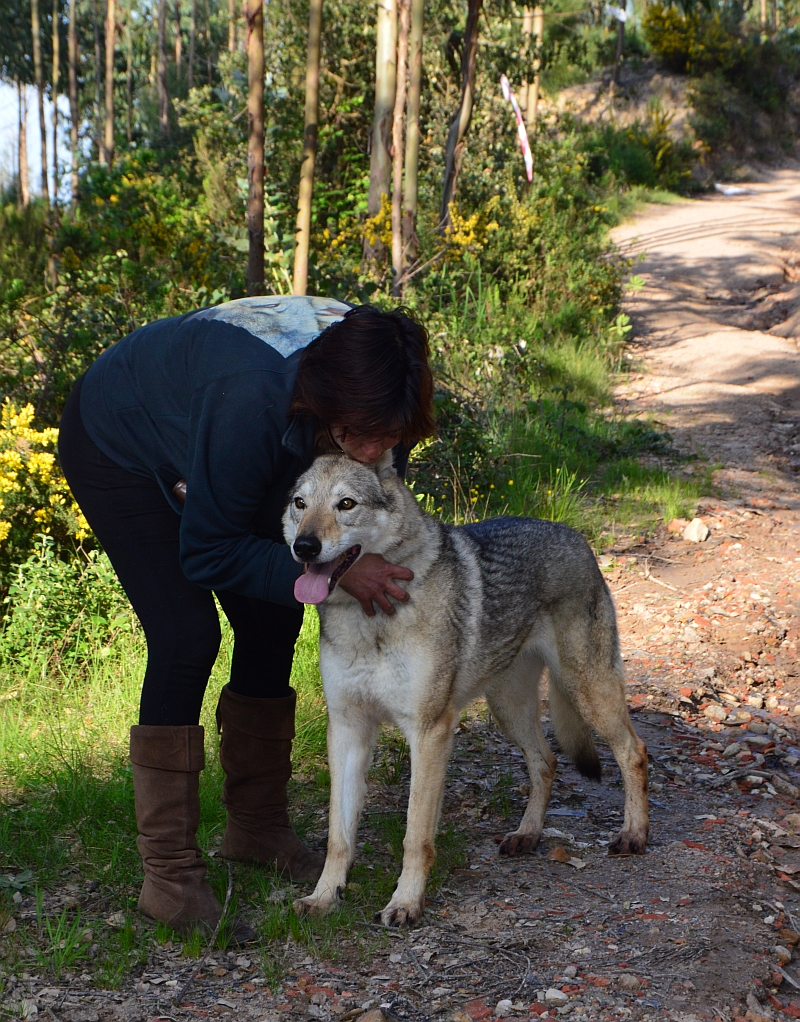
58 380 304 726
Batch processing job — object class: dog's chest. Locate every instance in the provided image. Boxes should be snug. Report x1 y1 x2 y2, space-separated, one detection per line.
318 605 434 717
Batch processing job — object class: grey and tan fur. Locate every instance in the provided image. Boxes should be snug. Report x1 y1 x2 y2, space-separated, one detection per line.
282 454 649 927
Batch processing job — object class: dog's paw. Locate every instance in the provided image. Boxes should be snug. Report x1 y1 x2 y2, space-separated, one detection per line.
608 830 647 856
292 892 339 917
375 901 422 928
498 830 540 856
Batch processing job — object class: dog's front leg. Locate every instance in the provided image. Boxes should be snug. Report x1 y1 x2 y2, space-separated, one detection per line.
378 712 455 928
293 709 379 918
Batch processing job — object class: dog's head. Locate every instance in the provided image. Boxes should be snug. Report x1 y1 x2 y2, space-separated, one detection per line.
283 453 403 604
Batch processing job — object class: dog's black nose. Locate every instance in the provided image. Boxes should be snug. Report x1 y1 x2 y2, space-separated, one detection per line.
293 534 322 560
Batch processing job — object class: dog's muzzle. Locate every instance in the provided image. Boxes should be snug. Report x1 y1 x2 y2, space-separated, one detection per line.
293 544 362 604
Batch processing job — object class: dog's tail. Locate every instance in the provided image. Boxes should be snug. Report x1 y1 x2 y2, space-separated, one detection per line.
548 681 602 781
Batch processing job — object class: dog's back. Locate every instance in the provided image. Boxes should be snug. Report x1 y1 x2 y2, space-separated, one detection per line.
457 515 619 670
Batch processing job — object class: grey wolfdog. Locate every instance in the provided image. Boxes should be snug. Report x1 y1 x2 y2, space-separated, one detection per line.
282 453 649 927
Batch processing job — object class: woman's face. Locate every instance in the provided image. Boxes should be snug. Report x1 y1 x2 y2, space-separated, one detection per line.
330 426 399 465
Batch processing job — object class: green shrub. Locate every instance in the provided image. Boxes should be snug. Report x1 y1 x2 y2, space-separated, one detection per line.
643 2 739 75
644 1 800 156
1 539 134 668
585 104 698 193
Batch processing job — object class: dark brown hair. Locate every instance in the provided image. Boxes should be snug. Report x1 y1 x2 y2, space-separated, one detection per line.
291 305 436 445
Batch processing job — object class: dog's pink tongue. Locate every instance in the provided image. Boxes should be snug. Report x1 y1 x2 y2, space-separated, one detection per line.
294 562 335 604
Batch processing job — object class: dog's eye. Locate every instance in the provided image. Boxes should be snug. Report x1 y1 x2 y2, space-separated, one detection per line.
337 498 357 511
294 497 306 510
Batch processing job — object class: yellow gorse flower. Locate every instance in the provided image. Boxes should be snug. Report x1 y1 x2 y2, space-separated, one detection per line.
0 401 89 547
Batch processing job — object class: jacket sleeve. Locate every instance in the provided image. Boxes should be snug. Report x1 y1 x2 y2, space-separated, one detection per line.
178 373 303 606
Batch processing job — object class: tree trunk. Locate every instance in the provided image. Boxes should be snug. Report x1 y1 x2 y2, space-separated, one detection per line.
439 0 482 230
18 82 31 208
402 0 422 271
68 0 79 202
157 0 169 135
228 0 236 52
125 2 133 142
188 0 195 88
390 0 409 296
31 0 50 201
525 6 543 132
52 0 60 205
94 0 104 161
363 0 397 268
246 0 264 294
521 6 531 118
612 16 624 85
174 0 182 77
206 0 213 83
292 0 322 296
104 0 116 164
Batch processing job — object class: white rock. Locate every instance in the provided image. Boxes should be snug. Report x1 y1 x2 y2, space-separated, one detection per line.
495 999 513 1017
545 988 569 1005
563 965 578 978
683 518 710 543
774 944 792 964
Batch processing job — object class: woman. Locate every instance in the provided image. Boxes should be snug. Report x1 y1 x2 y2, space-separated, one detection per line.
58 296 435 938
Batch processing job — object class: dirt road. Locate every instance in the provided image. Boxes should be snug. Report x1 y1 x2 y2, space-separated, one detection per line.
14 180 800 1022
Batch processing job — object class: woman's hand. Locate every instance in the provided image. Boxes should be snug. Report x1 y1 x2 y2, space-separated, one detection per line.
338 552 414 616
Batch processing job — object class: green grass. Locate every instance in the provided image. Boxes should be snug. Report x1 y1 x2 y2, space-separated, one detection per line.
414 384 710 546
0 605 473 981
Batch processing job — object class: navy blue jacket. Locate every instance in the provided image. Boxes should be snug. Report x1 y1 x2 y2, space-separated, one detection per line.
80 296 352 607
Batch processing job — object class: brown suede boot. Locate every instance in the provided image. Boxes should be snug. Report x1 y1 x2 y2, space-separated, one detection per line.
131 725 227 936
216 686 324 883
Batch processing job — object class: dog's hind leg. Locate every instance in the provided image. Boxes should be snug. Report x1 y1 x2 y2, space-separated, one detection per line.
377 708 456 928
485 654 557 856
555 659 649 856
293 707 379 917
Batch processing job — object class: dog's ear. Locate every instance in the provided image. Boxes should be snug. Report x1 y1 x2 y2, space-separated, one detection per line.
375 450 397 482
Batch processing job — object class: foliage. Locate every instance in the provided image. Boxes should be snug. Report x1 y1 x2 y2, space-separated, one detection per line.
644 1 800 157
0 403 87 581
583 104 699 193
1 540 134 668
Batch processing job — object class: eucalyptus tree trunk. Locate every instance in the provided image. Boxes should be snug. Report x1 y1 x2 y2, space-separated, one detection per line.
246 0 264 294
31 0 50 201
52 0 60 204
18 82 31 208
68 0 80 201
439 0 482 231
174 0 182 77
390 0 409 296
104 0 117 164
188 0 196 88
523 5 543 132
125 4 133 142
157 0 169 135
292 0 323 296
93 0 104 159
402 0 422 269
206 0 213 82
228 0 236 52
612 16 624 85
363 0 397 269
